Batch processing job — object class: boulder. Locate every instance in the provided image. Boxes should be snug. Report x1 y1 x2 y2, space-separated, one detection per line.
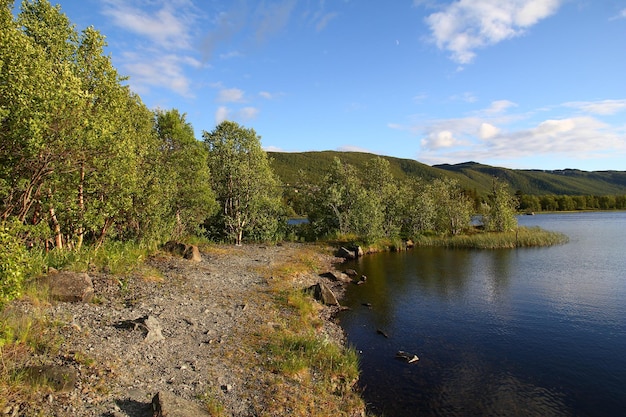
162 241 201 262
151 391 212 417
336 247 356 259
42 270 94 303
307 282 339 306
344 269 359 278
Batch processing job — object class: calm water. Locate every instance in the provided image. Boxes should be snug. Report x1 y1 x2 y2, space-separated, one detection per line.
339 212 626 417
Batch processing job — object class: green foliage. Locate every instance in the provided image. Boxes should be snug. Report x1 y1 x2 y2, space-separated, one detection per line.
270 152 626 200
429 177 473 236
0 223 27 307
153 109 217 240
482 178 519 232
203 121 283 245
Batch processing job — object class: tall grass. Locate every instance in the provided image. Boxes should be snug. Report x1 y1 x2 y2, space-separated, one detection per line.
413 226 569 249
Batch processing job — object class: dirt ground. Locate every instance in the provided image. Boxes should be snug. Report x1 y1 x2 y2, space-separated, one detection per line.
9 243 358 417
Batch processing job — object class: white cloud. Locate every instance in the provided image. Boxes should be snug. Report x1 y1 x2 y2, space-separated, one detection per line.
215 106 229 124
122 52 197 97
424 0 563 64
393 98 626 167
564 99 626 115
217 88 246 103
610 8 626 20
484 99 517 114
421 130 459 149
479 122 500 139
100 0 204 98
102 0 198 49
238 107 259 120
315 12 339 32
214 106 259 124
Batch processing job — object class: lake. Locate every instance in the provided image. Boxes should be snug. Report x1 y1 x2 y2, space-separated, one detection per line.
339 212 626 417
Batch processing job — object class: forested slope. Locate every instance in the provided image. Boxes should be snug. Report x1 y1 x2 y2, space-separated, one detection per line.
269 151 626 196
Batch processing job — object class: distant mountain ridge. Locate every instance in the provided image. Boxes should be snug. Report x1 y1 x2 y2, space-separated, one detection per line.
268 151 626 196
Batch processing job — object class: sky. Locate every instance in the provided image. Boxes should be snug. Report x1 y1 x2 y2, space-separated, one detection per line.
30 0 626 171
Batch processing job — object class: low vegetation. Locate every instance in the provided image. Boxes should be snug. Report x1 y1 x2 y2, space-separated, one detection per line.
252 248 365 416
414 227 569 249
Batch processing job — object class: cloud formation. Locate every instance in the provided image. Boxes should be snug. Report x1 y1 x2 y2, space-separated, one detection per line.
424 0 563 64
101 0 203 97
390 99 626 167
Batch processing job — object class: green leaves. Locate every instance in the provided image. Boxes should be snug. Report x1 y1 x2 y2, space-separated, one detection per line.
203 121 282 245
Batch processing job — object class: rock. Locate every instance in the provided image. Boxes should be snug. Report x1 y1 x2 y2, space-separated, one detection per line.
41 270 94 303
344 269 359 278
319 271 339 281
144 315 165 343
355 246 364 257
396 350 419 363
151 391 212 417
22 365 77 392
307 282 339 306
162 241 202 262
405 239 414 248
336 247 356 259
114 315 165 343
182 244 202 262
376 329 389 338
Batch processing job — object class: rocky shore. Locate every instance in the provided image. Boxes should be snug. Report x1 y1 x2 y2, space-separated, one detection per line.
5 243 364 417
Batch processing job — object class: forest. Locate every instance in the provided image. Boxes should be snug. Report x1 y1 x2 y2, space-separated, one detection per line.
0 0 622 306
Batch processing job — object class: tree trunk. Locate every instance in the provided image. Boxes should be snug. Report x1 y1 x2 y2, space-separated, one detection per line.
48 189 63 250
76 162 85 250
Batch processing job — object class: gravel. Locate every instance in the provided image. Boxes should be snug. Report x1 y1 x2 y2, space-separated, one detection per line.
13 243 350 417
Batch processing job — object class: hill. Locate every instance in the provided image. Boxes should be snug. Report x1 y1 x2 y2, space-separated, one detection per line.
268 151 626 196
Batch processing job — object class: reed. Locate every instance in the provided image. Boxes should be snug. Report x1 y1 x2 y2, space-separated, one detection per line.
413 226 569 249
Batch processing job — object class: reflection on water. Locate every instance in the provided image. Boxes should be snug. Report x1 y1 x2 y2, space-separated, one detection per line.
340 212 626 417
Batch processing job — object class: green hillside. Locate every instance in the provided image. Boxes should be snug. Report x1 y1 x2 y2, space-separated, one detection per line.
268 151 626 196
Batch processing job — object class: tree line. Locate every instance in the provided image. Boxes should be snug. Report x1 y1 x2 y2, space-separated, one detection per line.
518 193 626 212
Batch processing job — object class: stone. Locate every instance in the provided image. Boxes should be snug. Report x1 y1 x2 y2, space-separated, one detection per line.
182 244 202 262
162 241 201 262
344 269 359 278
396 350 419 364
336 247 356 259
41 270 94 303
307 282 339 306
144 315 165 343
151 391 212 417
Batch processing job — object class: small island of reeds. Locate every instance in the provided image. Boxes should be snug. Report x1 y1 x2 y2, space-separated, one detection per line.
413 226 569 249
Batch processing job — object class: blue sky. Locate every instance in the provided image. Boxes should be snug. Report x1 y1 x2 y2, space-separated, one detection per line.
37 0 626 171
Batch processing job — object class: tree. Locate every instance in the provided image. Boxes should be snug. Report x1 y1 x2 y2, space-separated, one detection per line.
203 121 282 245
482 178 518 232
363 156 401 238
153 109 216 239
428 178 473 236
307 157 383 242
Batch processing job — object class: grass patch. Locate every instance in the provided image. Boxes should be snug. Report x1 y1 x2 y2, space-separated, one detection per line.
413 226 569 249
250 245 365 416
197 388 226 417
0 304 62 411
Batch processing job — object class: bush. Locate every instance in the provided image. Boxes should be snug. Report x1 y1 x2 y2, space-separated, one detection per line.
0 225 28 307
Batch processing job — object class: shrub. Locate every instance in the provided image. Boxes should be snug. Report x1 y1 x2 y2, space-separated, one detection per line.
0 225 28 307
